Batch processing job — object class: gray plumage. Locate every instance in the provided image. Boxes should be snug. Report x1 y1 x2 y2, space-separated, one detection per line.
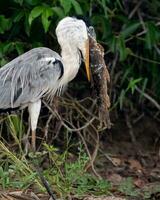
0 47 62 109
0 17 89 150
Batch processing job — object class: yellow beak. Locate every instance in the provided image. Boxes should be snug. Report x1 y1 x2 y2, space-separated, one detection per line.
85 39 91 81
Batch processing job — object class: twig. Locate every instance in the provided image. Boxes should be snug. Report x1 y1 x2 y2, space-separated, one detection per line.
135 86 160 111
137 9 146 32
78 129 101 179
43 99 95 132
125 114 137 145
51 122 62 140
128 1 143 19
125 113 146 165
65 93 99 120
62 117 95 132
133 113 144 124
44 114 53 139
32 159 57 200
85 129 101 179
98 148 118 167
68 119 101 179
43 98 102 178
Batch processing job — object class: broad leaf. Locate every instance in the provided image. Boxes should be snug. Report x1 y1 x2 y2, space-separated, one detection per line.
71 0 83 15
52 7 65 18
118 35 128 61
121 22 140 39
0 15 12 34
127 78 142 94
3 42 14 54
60 0 72 14
25 13 30 36
41 7 53 33
0 58 8 66
29 6 43 25
13 10 24 22
15 42 24 55
145 22 160 49
109 35 117 52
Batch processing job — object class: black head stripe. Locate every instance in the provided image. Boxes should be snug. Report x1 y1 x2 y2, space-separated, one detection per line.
53 59 64 79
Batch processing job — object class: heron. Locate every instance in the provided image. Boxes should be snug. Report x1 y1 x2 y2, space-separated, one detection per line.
0 17 90 151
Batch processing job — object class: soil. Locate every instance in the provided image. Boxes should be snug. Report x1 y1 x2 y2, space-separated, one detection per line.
96 112 160 199
0 112 160 200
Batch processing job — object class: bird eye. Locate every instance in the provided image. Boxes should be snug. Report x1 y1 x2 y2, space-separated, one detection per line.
52 59 59 65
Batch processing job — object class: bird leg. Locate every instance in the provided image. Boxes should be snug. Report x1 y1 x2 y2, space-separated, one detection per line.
32 130 36 151
28 100 41 151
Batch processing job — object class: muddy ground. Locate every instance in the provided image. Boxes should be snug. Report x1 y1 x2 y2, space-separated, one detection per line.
96 113 160 199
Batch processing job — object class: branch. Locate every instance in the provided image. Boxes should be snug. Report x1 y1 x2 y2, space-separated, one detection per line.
135 86 160 111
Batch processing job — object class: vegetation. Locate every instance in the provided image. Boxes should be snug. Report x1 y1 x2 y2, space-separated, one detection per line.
0 0 160 199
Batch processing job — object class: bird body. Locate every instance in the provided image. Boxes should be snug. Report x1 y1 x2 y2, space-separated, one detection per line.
0 47 63 109
0 17 90 150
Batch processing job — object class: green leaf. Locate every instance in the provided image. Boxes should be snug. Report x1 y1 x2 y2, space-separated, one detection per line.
0 15 12 34
0 58 8 66
127 78 142 94
60 0 72 14
101 0 108 18
52 7 65 18
13 11 24 22
15 42 24 55
121 67 132 86
41 7 53 33
29 6 43 25
109 35 117 52
25 13 30 36
71 0 83 15
92 15 110 40
139 78 148 102
3 42 14 54
117 35 128 61
145 22 160 49
121 22 140 39
118 177 139 196
0 167 4 177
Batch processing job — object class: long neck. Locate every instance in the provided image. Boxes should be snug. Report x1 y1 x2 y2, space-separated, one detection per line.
59 44 81 86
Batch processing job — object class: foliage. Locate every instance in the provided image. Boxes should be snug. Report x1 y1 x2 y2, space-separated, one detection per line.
118 177 139 197
0 141 43 190
43 143 111 197
0 141 111 198
0 0 160 111
0 0 160 198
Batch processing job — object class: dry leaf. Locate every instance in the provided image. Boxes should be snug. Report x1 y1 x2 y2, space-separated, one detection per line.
128 159 142 171
134 178 146 188
111 157 122 166
107 173 123 185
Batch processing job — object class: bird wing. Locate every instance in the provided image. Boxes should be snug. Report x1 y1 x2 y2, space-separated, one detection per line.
0 47 63 109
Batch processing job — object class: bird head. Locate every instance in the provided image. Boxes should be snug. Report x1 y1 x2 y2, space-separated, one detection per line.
56 17 90 81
